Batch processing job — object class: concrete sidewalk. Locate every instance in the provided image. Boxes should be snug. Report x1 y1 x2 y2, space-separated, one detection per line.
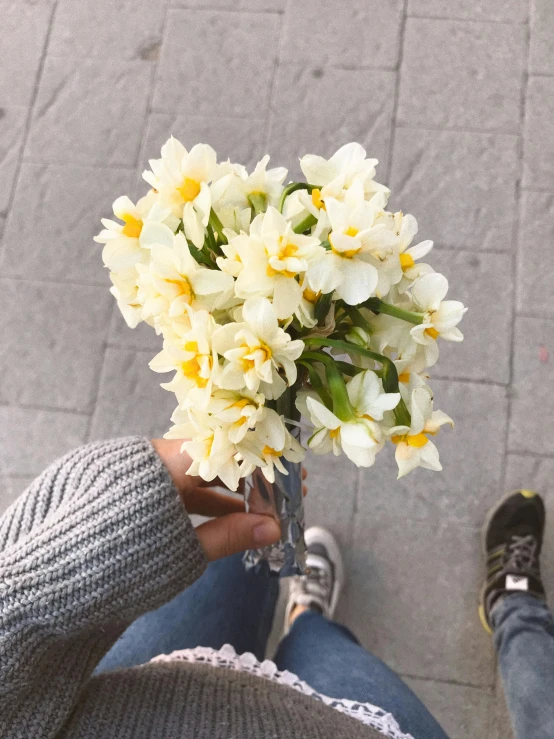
1 1 553 736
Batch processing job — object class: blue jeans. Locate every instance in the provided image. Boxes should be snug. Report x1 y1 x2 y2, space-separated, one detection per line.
492 593 554 739
96 554 448 739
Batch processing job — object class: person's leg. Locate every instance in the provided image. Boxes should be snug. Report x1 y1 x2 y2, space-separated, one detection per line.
275 611 449 739
277 527 449 739
95 553 279 673
479 490 553 739
491 594 554 739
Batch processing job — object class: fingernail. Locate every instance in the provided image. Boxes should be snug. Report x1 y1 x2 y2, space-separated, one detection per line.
253 520 280 546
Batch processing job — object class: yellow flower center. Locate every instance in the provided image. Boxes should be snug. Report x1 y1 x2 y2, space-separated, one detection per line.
399 253 415 270
425 327 440 340
391 432 429 447
329 228 360 259
262 445 282 457
266 239 300 278
232 398 251 410
398 371 411 383
184 341 198 353
303 286 320 304
167 277 193 303
311 188 326 210
178 177 201 202
240 342 272 370
181 358 209 388
329 427 340 439
120 213 143 239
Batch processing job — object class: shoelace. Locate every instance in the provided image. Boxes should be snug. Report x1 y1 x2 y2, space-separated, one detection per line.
303 557 331 601
504 534 540 576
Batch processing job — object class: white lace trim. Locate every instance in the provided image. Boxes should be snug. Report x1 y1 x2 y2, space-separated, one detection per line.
151 644 414 739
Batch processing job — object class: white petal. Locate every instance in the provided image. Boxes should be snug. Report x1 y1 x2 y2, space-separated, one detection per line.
412 273 448 312
306 396 341 430
335 258 378 305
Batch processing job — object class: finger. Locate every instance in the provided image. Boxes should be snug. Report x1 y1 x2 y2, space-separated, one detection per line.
302 468 307 480
195 513 281 561
303 484 308 497
185 488 245 517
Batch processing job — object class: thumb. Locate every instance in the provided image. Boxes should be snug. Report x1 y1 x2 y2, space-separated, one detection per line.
195 512 281 562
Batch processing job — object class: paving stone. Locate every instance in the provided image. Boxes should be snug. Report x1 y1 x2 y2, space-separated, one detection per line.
1 164 134 284
281 0 403 69
153 10 279 118
517 191 554 319
504 453 554 604
26 58 152 166
267 66 395 182
509 317 554 456
357 379 508 527
403 678 494 739
0 279 112 411
108 303 164 352
390 129 518 251
341 518 495 685
89 348 177 441
0 476 23 516
0 107 27 216
408 0 527 22
490 680 515 739
141 113 266 173
430 250 512 384
530 0 554 75
303 449 358 558
398 19 526 134
0 406 88 476
171 0 286 10
0 1 52 107
522 76 554 191
49 0 166 61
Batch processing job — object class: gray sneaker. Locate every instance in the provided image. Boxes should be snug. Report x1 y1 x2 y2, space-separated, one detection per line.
284 526 344 634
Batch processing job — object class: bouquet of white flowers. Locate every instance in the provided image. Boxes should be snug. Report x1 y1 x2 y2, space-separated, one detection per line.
95 140 466 574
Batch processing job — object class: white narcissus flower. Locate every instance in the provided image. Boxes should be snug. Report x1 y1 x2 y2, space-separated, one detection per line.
238 408 305 484
370 311 439 373
226 207 325 320
307 182 391 305
165 407 243 491
94 191 180 272
300 370 400 467
212 297 304 400
213 155 288 212
149 307 219 408
136 231 234 326
300 142 390 204
143 138 218 247
204 389 265 444
388 385 454 479
409 273 467 345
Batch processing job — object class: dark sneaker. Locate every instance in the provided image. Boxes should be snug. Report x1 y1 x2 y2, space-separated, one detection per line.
284 526 344 634
479 490 546 634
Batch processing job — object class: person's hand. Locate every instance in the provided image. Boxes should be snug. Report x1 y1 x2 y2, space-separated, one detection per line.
151 438 307 561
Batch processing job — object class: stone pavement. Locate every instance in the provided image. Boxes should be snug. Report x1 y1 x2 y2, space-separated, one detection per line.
0 1 553 736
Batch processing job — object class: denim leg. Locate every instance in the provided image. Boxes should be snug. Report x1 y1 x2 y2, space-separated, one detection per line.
491 593 554 739
274 611 449 739
95 553 279 673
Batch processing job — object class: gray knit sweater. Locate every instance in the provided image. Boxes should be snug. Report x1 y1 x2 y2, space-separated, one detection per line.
0 436 388 739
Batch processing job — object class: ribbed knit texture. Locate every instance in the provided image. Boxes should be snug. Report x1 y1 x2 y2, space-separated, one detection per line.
0 437 385 739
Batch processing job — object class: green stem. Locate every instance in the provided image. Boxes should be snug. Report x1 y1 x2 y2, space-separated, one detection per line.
208 209 227 244
303 337 411 426
293 213 318 234
297 359 333 410
343 305 373 334
325 360 354 421
278 182 318 213
314 291 333 324
363 298 424 325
